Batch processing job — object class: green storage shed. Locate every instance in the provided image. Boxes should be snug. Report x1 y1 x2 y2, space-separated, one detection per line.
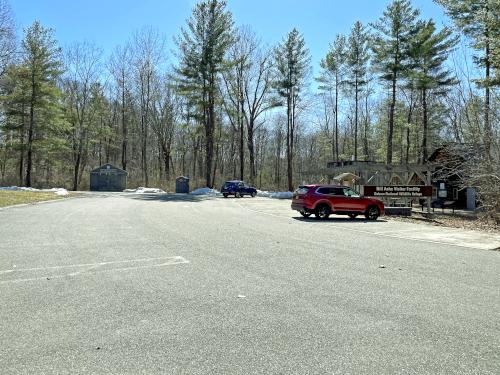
90 164 127 192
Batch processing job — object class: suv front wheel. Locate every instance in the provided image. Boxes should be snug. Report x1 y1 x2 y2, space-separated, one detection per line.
365 206 380 220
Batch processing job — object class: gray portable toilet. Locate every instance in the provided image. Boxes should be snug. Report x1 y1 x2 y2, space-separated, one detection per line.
90 164 127 192
175 176 190 193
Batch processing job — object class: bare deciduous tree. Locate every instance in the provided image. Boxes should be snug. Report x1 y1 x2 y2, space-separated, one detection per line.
64 41 103 190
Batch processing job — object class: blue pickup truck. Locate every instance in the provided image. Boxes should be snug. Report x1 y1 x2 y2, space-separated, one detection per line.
221 180 257 198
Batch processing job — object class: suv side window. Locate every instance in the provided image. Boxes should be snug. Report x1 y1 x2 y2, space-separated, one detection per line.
331 188 345 196
316 187 329 195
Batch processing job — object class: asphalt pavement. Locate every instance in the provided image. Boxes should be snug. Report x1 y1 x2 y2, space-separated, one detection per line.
1 193 499 374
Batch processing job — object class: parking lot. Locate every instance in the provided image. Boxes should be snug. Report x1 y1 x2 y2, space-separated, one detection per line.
1 193 499 374
236 197 500 250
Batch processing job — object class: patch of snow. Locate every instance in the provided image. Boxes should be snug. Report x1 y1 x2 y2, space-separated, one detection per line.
190 187 221 196
256 190 271 197
0 186 38 191
0 186 69 196
53 188 69 196
257 190 293 199
134 187 166 194
270 191 293 199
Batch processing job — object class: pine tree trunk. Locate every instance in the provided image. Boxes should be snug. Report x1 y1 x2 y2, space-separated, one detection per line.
121 74 127 170
192 137 198 182
247 121 255 184
162 146 170 181
73 153 81 191
72 124 85 191
25 73 36 187
406 96 413 165
387 73 396 165
484 39 491 158
140 72 150 186
363 93 369 160
354 77 358 161
205 78 215 188
239 111 244 181
421 88 428 164
78 137 89 189
18 146 24 187
19 106 26 186
275 128 281 189
286 92 293 192
335 73 339 162
212 121 223 188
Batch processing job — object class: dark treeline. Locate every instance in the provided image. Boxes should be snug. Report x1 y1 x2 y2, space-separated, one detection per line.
0 0 498 195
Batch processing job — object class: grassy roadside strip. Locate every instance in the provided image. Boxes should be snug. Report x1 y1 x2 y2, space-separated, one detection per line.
0 190 71 208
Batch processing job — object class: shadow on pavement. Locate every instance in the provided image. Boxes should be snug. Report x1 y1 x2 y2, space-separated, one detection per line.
126 193 217 203
292 216 388 223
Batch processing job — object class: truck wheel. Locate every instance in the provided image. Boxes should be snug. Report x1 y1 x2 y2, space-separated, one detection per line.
251 192 256 197
223 193 228 198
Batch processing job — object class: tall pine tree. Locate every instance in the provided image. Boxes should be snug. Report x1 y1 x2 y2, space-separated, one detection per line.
407 20 458 162
435 0 499 157
371 0 420 165
317 34 346 162
346 21 370 161
174 0 234 188
274 28 310 191
3 21 64 186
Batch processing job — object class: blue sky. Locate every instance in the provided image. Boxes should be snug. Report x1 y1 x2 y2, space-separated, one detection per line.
11 0 450 74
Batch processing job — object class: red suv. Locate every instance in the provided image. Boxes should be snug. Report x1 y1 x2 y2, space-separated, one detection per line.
291 185 384 220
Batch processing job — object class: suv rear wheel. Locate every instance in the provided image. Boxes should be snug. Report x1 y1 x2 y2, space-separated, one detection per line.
315 204 331 219
365 206 380 220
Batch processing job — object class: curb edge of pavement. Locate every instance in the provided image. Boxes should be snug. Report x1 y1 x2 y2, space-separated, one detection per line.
0 195 81 211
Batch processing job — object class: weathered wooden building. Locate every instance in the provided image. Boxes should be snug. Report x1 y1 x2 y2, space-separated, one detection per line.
428 144 477 209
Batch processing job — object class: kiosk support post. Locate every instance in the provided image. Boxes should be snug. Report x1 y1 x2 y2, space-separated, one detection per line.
426 169 432 215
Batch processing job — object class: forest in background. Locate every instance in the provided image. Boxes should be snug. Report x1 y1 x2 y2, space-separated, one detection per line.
0 0 498 207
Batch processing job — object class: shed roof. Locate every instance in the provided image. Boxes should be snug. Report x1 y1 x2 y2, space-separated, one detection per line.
90 163 127 175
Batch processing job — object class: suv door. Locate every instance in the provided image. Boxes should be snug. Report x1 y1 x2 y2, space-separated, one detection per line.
242 183 251 194
342 188 365 211
326 187 350 211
